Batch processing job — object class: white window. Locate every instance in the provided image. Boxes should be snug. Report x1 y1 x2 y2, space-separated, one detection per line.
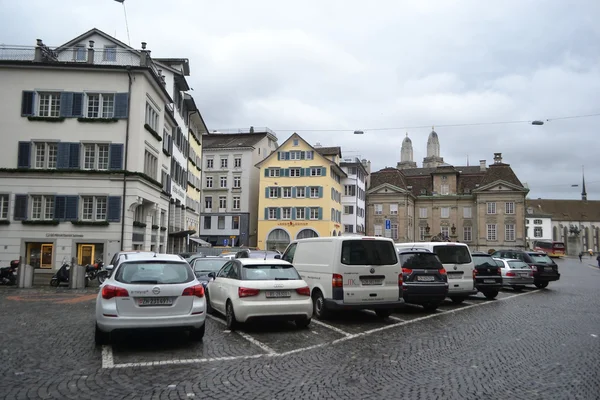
73 45 86 61
81 196 107 221
441 207 450 218
391 224 398 240
268 208 278 220
38 92 61 118
31 195 54 220
232 196 240 210
310 208 319 220
310 168 322 176
296 207 305 219
144 150 158 179
234 157 241 168
282 207 291 219
419 207 427 218
310 187 320 198
290 151 302 160
82 143 109 170
269 187 279 198
220 157 228 168
33 142 58 169
374 204 383 215
463 226 472 242
487 202 496 214
218 216 225 229
305 151 314 160
220 176 227 188
290 168 301 177
0 194 8 220
487 224 497 241
389 204 398 215
145 102 159 131
296 187 305 198
505 202 515 214
344 185 356 196
293 139 299 146
204 196 212 210
344 205 354 214
233 176 241 188
441 184 449 195
206 159 214 169
103 45 117 61
534 227 543 238
219 196 227 209
344 224 354 233
463 207 472 218
419 226 427 241
374 224 383 237
505 224 515 241
86 93 114 118
206 176 213 188
269 169 280 177
282 187 292 198
441 226 449 237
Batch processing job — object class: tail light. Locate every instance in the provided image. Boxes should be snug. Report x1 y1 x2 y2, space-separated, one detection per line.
238 287 260 298
402 268 412 274
398 273 403 286
182 284 205 298
296 286 311 296
332 273 343 288
506 271 516 277
497 268 502 275
472 269 478 279
102 285 129 300
529 265 537 271
439 268 447 275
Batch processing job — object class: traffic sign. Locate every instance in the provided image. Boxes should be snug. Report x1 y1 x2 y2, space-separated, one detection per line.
385 219 391 230
230 235 236 239
223 239 228 247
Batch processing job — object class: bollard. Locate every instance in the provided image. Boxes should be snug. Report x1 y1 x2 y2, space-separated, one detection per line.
17 264 34 288
69 263 87 289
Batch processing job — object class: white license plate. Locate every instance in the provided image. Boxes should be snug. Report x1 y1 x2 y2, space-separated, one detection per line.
265 290 291 298
483 279 497 283
518 273 529 277
447 274 462 279
417 276 435 282
361 279 383 286
138 297 173 306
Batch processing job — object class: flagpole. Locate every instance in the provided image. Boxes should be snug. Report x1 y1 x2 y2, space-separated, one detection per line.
115 0 131 45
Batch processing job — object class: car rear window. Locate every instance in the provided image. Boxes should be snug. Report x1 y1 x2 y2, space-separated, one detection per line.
399 252 443 269
241 264 301 281
433 245 472 264
508 260 530 269
115 261 194 284
193 259 228 273
341 240 398 266
528 253 553 264
472 255 498 268
248 252 280 259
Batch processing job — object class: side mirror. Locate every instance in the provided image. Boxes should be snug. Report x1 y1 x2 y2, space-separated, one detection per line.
274 254 281 259
106 264 114 271
208 272 216 279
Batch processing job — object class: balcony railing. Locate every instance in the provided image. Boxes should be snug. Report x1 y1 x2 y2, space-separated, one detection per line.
212 127 277 138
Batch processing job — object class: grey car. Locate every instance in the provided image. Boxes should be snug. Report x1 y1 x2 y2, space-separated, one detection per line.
493 258 534 291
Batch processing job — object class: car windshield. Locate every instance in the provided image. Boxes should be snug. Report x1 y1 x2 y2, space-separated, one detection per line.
529 254 553 264
472 255 498 268
341 240 398 266
508 260 530 269
433 245 472 264
241 264 301 281
115 261 194 284
399 252 443 269
193 259 228 273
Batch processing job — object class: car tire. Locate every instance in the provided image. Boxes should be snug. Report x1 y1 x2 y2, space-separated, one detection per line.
226 300 239 331
295 318 311 329
483 290 499 300
205 291 214 314
422 303 439 312
97 271 108 284
374 309 392 319
534 282 549 289
312 290 330 320
189 324 205 341
450 297 465 304
95 324 110 346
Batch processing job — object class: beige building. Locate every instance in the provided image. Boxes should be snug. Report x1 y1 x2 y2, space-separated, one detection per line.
367 130 528 252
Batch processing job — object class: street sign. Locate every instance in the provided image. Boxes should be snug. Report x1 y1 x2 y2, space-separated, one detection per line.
385 219 391 230
230 235 236 239
223 239 228 247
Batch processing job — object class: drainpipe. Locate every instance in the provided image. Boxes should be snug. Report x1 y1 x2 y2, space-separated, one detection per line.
120 68 133 251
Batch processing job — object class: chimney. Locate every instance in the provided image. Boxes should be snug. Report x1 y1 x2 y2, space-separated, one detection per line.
140 42 149 66
314 142 322 148
87 40 95 64
34 39 43 62
479 160 486 171
493 153 503 164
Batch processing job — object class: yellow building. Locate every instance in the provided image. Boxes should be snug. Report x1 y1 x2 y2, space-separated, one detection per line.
256 133 346 251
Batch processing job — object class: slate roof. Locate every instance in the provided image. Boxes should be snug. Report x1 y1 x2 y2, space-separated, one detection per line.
315 146 342 157
202 133 268 149
526 199 600 222
370 168 407 190
480 164 524 188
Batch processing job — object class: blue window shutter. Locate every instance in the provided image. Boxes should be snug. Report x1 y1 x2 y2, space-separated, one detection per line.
54 196 66 220
284 169 290 177
167 176 171 193
318 186 323 198
69 143 80 168
278 187 282 198
264 168 269 177
13 195 28 220
107 196 121 222
277 152 281 160
305 168 311 176
109 144 124 170
21 91 35 116
57 142 70 169
300 168 304 177
60 92 74 117
318 207 323 220
17 142 31 168
321 167 327 176
276 208 281 219
72 93 84 117
305 207 311 219
306 186 311 197
291 187 296 198
264 208 269 220
114 93 129 118
291 207 296 220
300 152 305 160
265 187 270 198
65 196 78 220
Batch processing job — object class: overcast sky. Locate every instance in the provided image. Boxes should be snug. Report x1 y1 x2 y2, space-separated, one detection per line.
2 0 599 200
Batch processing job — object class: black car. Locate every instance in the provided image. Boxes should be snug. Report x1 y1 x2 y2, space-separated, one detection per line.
491 250 560 289
235 249 282 259
471 252 503 299
398 249 449 312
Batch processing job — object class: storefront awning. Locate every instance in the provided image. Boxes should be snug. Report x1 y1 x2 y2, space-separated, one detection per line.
168 229 196 238
189 237 211 247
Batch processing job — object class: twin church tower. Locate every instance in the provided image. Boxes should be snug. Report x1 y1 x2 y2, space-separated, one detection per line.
397 128 445 170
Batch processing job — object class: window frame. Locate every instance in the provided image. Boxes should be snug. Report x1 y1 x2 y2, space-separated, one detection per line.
86 93 115 118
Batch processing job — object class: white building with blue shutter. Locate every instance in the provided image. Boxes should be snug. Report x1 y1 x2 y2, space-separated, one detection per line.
339 157 370 235
0 29 206 271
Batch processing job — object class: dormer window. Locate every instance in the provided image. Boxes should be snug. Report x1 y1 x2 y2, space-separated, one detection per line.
103 45 117 62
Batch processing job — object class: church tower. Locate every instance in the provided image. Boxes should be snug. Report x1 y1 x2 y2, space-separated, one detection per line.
397 133 417 170
422 127 444 168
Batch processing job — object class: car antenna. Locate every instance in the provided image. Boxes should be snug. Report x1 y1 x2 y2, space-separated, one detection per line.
264 251 267 260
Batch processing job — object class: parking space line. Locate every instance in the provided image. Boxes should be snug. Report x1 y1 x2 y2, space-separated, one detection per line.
206 314 226 325
101 345 114 369
310 319 353 337
111 354 266 369
236 331 277 355
462 301 475 306
388 315 407 322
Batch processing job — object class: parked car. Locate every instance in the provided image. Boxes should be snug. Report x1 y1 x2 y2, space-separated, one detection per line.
95 253 206 345
491 249 560 289
206 259 312 330
397 248 448 312
180 252 205 262
236 249 282 259
493 258 534 291
471 252 503 299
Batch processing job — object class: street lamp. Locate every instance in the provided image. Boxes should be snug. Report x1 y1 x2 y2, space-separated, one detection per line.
354 130 364 135
531 120 544 125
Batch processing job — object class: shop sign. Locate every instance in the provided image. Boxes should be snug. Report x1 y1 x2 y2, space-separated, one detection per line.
277 222 309 227
45 233 84 238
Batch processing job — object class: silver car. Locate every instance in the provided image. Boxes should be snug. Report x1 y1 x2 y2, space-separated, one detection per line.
493 258 534 291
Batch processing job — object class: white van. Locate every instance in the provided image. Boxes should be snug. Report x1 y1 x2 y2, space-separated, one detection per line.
395 242 476 303
280 236 402 319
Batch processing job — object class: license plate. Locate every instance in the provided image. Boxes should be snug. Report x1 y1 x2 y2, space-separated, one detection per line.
265 290 291 298
447 274 461 279
361 279 383 286
483 279 496 283
545 269 554 273
138 297 173 306
518 273 528 277
417 276 435 282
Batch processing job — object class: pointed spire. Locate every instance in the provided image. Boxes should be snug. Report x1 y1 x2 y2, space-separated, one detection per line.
582 165 587 201
467 154 469 166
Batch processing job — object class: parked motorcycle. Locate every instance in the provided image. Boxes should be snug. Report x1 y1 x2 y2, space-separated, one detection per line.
96 262 111 284
85 260 104 281
50 259 89 287
0 260 18 285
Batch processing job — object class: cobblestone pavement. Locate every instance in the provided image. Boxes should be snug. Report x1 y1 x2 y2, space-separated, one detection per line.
0 257 599 399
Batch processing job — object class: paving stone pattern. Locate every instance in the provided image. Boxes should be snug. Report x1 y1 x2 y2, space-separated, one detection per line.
0 258 599 399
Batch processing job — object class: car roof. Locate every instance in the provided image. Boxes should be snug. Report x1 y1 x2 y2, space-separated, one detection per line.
236 259 292 266
119 253 186 262
494 249 525 253
295 236 394 243
471 252 490 255
494 258 523 263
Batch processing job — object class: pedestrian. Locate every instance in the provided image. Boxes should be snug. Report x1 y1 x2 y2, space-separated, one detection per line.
597 254 600 268
579 252 583 262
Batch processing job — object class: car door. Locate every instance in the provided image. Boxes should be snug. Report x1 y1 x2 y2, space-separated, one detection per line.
223 262 241 304
211 262 233 313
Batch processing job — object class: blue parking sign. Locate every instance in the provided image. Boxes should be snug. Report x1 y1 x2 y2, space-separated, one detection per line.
223 239 228 247
385 219 391 230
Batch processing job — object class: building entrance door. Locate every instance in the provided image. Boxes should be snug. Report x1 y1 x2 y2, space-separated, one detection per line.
40 244 54 269
78 244 95 265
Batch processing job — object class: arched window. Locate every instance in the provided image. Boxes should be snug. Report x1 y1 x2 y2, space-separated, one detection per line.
266 229 291 253
297 229 319 240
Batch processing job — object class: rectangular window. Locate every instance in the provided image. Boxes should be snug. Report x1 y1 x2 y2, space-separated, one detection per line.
145 102 159 131
218 216 225 229
534 227 543 238
309 208 319 220
463 207 472 218
203 216 211 230
344 205 354 214
81 196 107 221
220 176 227 188
441 184 449 195
310 187 319 198
293 139 299 146
296 207 305 219
390 204 398 215
391 224 398 240
344 185 356 196
290 168 301 177
290 151 302 160
220 157 228 168
0 194 8 219
505 224 516 241
269 169 280 177
206 159 214 169
33 142 58 169
305 151 314 160
232 196 240 210
38 92 61 117
103 45 117 61
219 196 227 210
419 226 426 241
344 224 354 233
487 224 497 241
206 176 213 188
441 226 449 238
374 204 383 215
269 187 279 198
204 196 212 210
73 45 86 61
282 207 291 219
296 187 305 198
419 207 427 218
268 208 278 220
463 226 472 242
144 150 158 179
505 202 515 214
86 93 114 118
82 143 109 170
441 207 450 218
31 195 54 220
233 176 241 188
374 224 383 237
231 216 240 230
234 157 241 168
282 187 292 198
310 168 322 176
487 202 496 214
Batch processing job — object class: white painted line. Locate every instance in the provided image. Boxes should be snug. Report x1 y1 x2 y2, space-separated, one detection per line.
236 331 277 355
111 354 266 369
101 345 114 369
462 301 475 305
389 315 407 322
206 314 226 325
591 334 598 338
310 318 353 337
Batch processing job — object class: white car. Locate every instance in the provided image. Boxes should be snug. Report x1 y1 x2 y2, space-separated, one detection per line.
206 259 313 330
95 253 206 345
493 258 534 290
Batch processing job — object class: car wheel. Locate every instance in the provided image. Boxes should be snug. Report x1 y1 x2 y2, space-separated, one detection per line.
225 301 239 331
450 297 465 304
97 271 108 284
295 318 311 329
189 323 205 341
312 290 330 320
375 309 392 319
205 290 213 314
534 282 549 289
94 324 110 346
483 290 499 300
422 303 439 312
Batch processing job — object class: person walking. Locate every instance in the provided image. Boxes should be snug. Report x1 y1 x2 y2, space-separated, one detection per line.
596 254 600 268
579 252 583 262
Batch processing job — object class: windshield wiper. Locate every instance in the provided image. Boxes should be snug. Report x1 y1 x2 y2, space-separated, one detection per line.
130 280 159 284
